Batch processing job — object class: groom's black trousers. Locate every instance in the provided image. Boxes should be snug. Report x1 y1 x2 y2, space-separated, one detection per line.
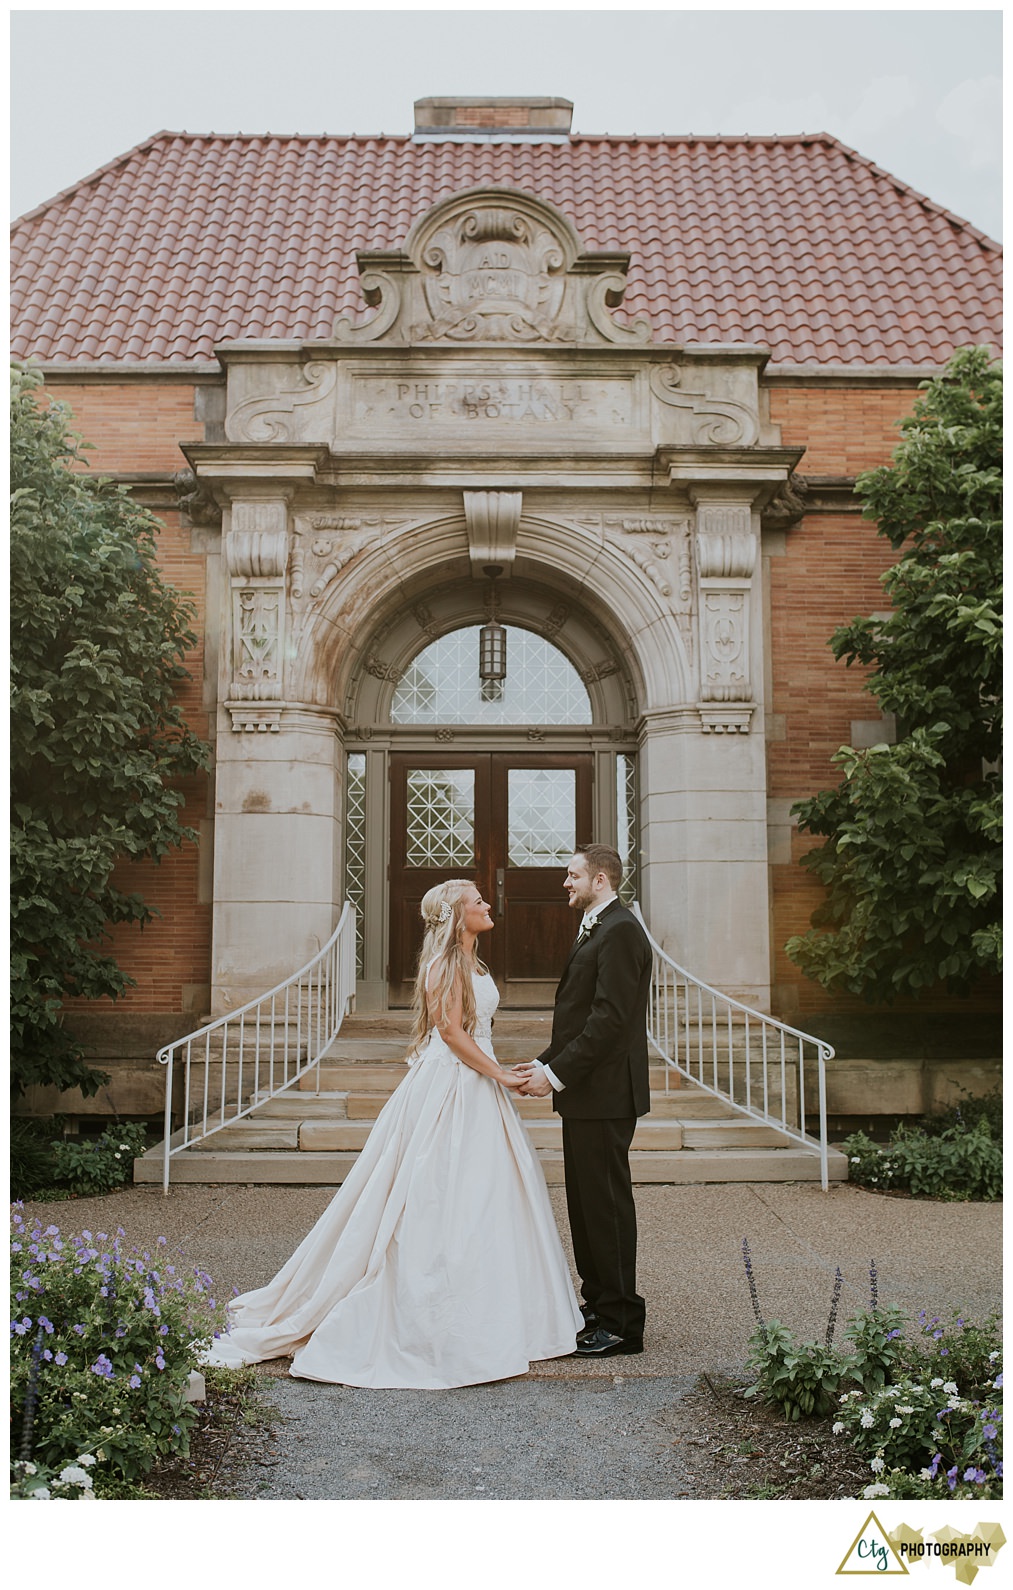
561 1115 645 1345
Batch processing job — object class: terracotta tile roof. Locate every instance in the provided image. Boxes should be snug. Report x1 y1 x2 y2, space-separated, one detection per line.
10 130 1002 367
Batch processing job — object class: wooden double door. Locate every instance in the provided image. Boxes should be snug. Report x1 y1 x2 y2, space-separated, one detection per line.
389 752 593 1005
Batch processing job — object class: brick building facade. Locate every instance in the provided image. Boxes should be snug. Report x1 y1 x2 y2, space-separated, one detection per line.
11 98 1001 1111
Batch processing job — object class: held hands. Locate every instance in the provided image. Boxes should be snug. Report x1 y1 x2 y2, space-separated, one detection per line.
510 1062 553 1098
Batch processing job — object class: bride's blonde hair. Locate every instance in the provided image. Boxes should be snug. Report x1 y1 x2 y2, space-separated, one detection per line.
408 879 488 1056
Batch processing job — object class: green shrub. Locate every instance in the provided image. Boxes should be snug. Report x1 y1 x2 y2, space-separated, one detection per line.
10 1206 228 1483
47 1122 150 1196
842 1117 1001 1201
10 1117 62 1200
740 1239 1003 1501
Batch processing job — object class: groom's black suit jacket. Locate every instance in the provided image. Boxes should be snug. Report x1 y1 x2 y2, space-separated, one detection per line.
536 899 652 1119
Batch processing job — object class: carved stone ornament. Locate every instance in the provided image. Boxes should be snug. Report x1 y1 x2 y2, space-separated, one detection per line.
463 490 521 573
333 187 651 347
228 706 282 734
226 361 337 445
173 469 222 529
650 364 759 447
760 472 809 531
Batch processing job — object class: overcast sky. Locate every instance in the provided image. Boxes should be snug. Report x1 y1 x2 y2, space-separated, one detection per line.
9 5 1003 240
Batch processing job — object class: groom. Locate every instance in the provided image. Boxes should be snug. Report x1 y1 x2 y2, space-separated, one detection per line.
516 844 652 1357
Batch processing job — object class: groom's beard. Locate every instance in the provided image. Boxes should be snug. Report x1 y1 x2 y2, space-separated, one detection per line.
566 886 594 914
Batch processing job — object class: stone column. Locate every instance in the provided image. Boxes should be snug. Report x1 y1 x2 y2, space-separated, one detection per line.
636 484 772 1008
211 494 343 1013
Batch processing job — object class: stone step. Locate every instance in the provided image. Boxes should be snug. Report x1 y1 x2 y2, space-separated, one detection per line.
135 1144 848 1187
304 1060 682 1092
186 1104 791 1155
297 1118 691 1152
340 1087 727 1120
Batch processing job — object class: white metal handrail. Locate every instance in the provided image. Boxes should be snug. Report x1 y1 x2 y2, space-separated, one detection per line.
632 904 835 1190
157 903 357 1192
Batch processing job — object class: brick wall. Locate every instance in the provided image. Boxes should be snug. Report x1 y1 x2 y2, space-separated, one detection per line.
50 384 214 1021
765 384 994 1018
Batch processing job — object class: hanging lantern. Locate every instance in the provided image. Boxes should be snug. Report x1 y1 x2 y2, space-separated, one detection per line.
479 566 506 698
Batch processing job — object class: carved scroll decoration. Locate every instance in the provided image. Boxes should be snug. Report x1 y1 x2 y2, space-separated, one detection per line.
226 361 337 444
650 364 759 447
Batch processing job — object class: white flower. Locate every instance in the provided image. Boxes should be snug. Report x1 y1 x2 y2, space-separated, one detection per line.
919 1468 934 1480
850 1156 861 1163
113 1153 121 1160
118 1144 130 1151
888 1418 902 1428
895 1405 915 1415
861 1411 875 1428
943 1381 959 1395
930 1378 944 1389
832 1422 845 1435
74 1453 97 1467
863 1482 890 1498
870 1457 886 1473
22 1462 37 1476
988 1350 999 1362
58 1465 93 1487
30 1487 51 1500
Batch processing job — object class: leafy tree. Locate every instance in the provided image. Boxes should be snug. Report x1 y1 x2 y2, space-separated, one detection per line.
10 365 209 1096
785 347 1001 1001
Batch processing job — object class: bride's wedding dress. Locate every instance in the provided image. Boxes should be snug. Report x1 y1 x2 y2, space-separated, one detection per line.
204 969 582 1388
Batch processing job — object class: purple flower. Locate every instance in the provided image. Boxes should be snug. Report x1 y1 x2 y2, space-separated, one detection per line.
933 1330 944 1340
54 1352 67 1366
12 1317 32 1335
994 1373 1003 1390
155 1352 166 1370
90 1354 115 1379
983 1423 998 1440
72 1324 86 1336
129 1375 142 1389
946 1465 958 1493
44 1225 59 1237
964 1467 986 1484
38 1316 54 1334
159 1324 169 1336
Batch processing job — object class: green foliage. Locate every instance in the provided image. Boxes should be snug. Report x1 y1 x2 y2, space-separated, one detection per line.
9 1116 63 1201
10 364 209 1097
745 1320 846 1420
923 1085 1003 1143
10 1452 100 1501
842 1118 1002 1201
48 1123 150 1196
844 1304 909 1391
786 347 1001 1001
740 1243 1002 1500
912 1308 1004 1399
10 1207 227 1483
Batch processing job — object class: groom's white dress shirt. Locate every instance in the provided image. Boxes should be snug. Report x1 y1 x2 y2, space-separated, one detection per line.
535 891 618 1092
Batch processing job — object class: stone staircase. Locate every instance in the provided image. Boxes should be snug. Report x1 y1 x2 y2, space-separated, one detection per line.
134 1013 848 1186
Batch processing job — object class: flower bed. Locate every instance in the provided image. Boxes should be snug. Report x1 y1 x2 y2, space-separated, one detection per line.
10 1206 228 1496
741 1240 1002 1500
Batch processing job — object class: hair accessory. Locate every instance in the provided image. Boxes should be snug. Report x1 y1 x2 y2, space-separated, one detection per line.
423 899 453 928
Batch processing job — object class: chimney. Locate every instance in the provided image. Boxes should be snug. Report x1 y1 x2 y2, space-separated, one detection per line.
412 96 573 143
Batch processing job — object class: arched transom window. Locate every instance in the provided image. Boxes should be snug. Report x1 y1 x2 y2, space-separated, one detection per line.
389 626 592 724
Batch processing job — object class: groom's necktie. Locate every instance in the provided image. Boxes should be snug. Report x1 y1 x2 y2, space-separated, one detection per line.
576 917 594 945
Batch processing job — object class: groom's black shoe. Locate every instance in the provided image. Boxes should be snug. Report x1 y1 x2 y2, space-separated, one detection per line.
576 1304 600 1341
574 1326 643 1357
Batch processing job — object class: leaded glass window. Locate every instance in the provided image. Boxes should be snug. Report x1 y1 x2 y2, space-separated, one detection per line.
345 753 367 975
405 769 476 868
507 769 576 867
390 627 591 724
617 752 639 904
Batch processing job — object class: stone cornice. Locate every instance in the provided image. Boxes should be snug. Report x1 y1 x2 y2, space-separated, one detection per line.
763 363 946 387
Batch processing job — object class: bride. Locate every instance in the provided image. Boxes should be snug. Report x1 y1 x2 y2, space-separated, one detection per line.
205 879 583 1388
